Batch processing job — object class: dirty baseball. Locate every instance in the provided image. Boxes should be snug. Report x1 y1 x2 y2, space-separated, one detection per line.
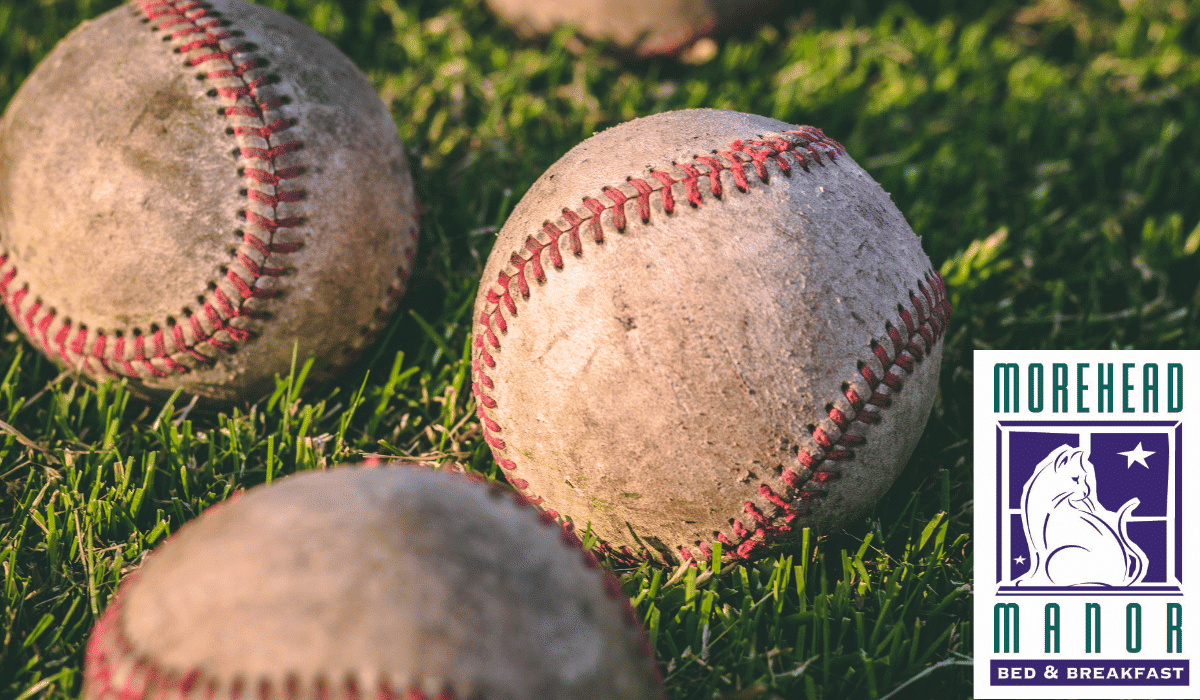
0 0 418 403
472 108 950 564
484 0 775 58
82 464 664 700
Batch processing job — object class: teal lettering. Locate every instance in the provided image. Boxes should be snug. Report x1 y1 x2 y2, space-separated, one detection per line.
1168 603 1183 653
995 603 1020 653
1098 363 1114 413
1145 364 1159 412
1053 363 1068 412
1086 602 1101 653
1122 363 1136 413
995 364 1020 412
1127 603 1142 653
1169 363 1183 412
1045 603 1060 653
1029 364 1044 413
1077 363 1090 413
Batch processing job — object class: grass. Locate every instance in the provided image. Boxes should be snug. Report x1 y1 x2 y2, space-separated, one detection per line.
2 0 1199 697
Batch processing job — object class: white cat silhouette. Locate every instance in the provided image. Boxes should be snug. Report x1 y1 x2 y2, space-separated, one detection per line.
1015 444 1147 587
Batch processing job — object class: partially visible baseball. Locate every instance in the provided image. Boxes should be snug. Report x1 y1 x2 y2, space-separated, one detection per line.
82 465 663 700
485 0 777 58
472 109 950 564
0 0 418 403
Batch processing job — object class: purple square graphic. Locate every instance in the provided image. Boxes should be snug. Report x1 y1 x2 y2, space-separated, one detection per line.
999 423 1179 589
1010 513 1031 580
1126 520 1167 583
1089 433 1170 516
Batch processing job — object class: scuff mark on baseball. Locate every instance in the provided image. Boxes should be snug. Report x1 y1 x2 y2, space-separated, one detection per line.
471 109 951 565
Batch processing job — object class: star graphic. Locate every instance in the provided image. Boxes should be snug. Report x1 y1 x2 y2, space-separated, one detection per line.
1014 555 1026 565
1118 442 1155 469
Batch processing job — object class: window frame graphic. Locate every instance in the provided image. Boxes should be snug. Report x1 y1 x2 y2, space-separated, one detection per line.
995 420 1183 596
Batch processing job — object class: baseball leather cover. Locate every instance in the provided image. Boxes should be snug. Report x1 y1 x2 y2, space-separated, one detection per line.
472 109 950 563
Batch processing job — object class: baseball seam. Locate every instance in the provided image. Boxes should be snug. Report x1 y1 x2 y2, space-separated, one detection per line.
83 472 663 700
471 127 952 564
695 270 951 562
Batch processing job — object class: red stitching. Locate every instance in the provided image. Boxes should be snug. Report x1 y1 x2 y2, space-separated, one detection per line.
692 156 725 198
222 97 284 117
539 223 566 269
237 140 302 161
176 33 232 54
87 635 473 700
647 172 677 213
471 127 950 563
167 18 221 39
602 187 629 231
673 162 704 206
559 210 586 254
578 200 605 241
727 273 949 561
523 238 548 282
185 48 237 66
33 305 53 350
141 0 202 21
628 178 654 222
0 257 14 294
758 484 789 509
507 253 532 297
716 151 751 191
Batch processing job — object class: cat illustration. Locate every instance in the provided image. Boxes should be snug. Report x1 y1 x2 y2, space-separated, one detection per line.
1015 444 1147 587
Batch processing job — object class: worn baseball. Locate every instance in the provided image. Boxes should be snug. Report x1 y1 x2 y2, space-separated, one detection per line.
472 109 951 564
82 465 663 700
484 0 776 57
0 0 418 403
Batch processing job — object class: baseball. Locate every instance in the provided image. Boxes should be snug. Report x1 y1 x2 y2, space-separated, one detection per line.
484 0 775 58
82 465 663 700
471 109 951 564
0 0 418 403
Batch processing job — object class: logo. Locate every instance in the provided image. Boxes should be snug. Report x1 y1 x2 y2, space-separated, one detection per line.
975 351 1197 699
1002 428 1177 591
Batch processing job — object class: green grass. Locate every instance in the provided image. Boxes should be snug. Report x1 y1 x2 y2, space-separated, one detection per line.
2 0 1199 697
